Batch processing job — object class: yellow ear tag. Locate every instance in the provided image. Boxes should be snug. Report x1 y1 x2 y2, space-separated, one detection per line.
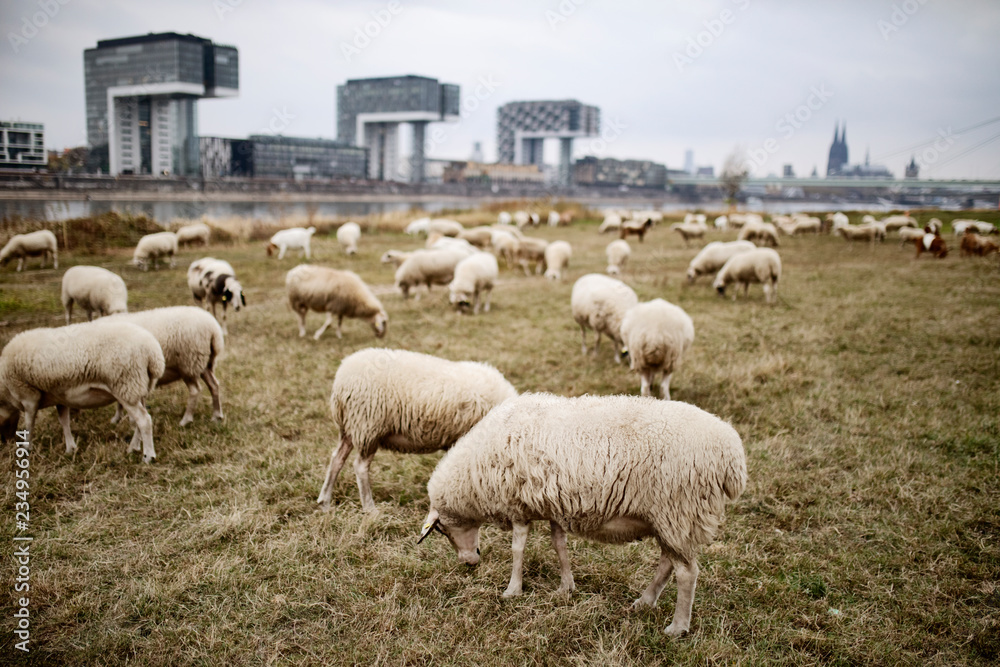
422 522 432 532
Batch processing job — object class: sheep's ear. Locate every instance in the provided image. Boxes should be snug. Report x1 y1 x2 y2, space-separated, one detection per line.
241 293 246 306
418 510 440 544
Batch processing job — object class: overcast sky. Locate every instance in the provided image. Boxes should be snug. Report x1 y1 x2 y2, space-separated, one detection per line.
3 0 1000 179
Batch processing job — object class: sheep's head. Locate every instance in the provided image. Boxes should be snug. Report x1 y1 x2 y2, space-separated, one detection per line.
371 311 388 338
685 267 697 283
221 277 246 311
449 290 473 313
265 242 277 257
419 508 481 566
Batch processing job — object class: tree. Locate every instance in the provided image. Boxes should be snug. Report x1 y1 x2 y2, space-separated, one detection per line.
720 149 749 210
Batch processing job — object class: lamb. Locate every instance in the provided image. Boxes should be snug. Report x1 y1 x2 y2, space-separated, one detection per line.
670 221 707 247
0 320 164 463
685 240 756 284
336 222 361 255
175 222 211 246
713 247 782 304
737 221 779 247
456 226 494 249
605 239 631 276
570 273 638 363
620 299 695 399
109 306 225 427
547 210 561 226
317 347 517 512
897 226 926 248
515 237 549 276
598 214 623 234
915 232 948 259
266 227 316 259
0 230 58 271
427 218 464 237
380 249 413 268
132 231 178 271
286 265 387 340
61 266 129 324
394 247 470 299
543 240 572 281
187 257 244 334
448 252 499 314
621 218 654 242
418 393 746 637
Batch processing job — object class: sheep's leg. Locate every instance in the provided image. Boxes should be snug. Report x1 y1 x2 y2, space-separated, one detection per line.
313 313 334 340
16 257 24 272
317 433 353 509
664 558 699 637
633 548 675 608
278 246 286 259
304 245 310 260
353 447 379 512
110 403 124 425
56 405 78 454
64 300 73 325
120 401 155 463
660 373 673 401
179 377 200 426
520 260 531 277
220 304 228 336
503 522 531 598
52 249 58 269
472 292 481 315
640 373 652 397
592 330 601 356
336 315 344 339
579 325 589 355
295 308 308 337
482 288 492 313
549 521 575 595
201 367 223 421
763 282 773 304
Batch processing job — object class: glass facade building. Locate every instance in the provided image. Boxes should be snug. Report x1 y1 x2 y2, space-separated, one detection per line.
0 121 45 170
199 136 368 180
84 32 238 176
573 156 667 189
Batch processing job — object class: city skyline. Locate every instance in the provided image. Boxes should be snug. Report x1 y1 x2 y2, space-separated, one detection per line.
2 0 999 179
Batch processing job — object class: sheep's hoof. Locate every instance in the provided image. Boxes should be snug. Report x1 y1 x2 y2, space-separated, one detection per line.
211 413 224 422
142 455 156 464
179 416 194 427
664 622 689 638
502 587 522 598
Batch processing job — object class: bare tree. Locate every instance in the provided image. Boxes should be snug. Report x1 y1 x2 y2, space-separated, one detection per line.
720 149 749 210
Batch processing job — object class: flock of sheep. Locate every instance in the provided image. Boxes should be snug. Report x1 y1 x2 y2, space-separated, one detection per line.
1 203 993 637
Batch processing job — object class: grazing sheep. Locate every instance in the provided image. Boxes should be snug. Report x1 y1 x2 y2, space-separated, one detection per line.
61 266 128 324
916 233 948 259
924 218 943 235
0 230 58 272
964 233 999 257
620 299 695 400
713 247 782 304
449 252 499 314
570 273 638 363
266 227 316 259
405 217 431 235
543 240 572 281
456 226 494 249
286 265 387 340
187 257 235 305
175 223 211 247
837 224 882 244
788 215 821 235
497 211 513 226
598 214 623 234
0 320 164 462
547 211 561 226
317 347 517 512
132 231 178 271
186 257 244 334
952 219 997 236
109 306 224 427
897 226 926 248
605 239 631 276
686 240 756 284
515 237 549 276
881 214 918 232
394 247 471 300
336 222 361 255
419 393 746 637
737 222 779 247
621 218 654 242
713 215 729 230
490 229 519 268
380 249 413 268
826 211 850 234
428 219 464 237
670 222 707 247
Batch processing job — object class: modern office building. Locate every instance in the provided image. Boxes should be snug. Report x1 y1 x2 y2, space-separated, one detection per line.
84 32 238 176
336 75 460 183
199 135 368 180
572 156 666 189
497 100 600 186
0 121 45 170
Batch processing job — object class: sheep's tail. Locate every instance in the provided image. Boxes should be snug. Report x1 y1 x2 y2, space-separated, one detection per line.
148 352 165 393
721 439 748 501
207 322 225 371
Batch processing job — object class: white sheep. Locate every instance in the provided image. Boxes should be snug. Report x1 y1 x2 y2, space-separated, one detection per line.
620 299 695 399
713 247 782 304
670 222 706 247
605 239 631 276
513 210 531 229
61 266 128 324
788 215 821 235
547 211 561 226
713 215 729 230
686 240 756 284
419 392 746 637
497 211 513 226
570 273 638 363
380 249 413 268
448 252 499 314
427 219 464 237
826 211 850 233
515 237 549 276
109 306 224 427
456 226 494 249
317 347 517 512
394 247 471 300
405 217 431 235
737 221 779 247
837 224 882 244
952 219 997 236
543 240 572 281
286 265 387 340
881 214 918 232
490 228 520 268
266 227 316 259
132 231 178 271
336 222 361 255
0 320 164 462
0 230 58 271
598 214 622 234
897 226 926 247
175 222 211 247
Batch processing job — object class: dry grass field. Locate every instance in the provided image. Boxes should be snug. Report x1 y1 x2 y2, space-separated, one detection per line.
1 209 998 665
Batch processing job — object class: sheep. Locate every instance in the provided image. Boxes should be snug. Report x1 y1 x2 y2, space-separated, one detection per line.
825 211 850 234
380 249 413 268
737 221 779 247
670 221 707 247
547 211 561 226
418 392 746 637
514 237 549 276
683 213 707 226
952 219 997 236
713 247 782 304
963 233 999 257
405 217 431 235
881 214 918 232
915 233 948 259
598 214 622 234
427 234 477 254
394 247 471 300
497 211 513 226
266 227 316 259
897 226 926 248
605 239 631 276
0 230 58 271
61 266 128 324
924 218 943 235
187 257 235 306
0 320 164 463
621 218 654 242
427 218 464 237
449 252 499 314
713 215 729 230
570 273 638 363
286 265 387 340
490 228 520 268
317 347 517 512
175 222 211 247
513 210 531 229
109 306 224 427
456 226 494 249
837 224 882 244
685 240 756 284
132 231 178 271
336 222 361 255
620 299 695 400
543 240 572 281
186 257 244 334
788 215 821 235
